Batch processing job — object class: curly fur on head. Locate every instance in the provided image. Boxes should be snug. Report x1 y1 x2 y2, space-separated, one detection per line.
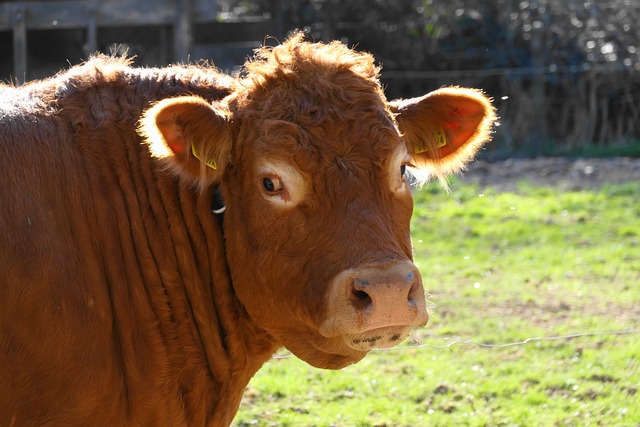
243 31 381 90
232 32 389 120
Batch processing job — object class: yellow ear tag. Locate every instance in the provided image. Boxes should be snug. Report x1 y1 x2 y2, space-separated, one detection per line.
434 129 447 148
413 129 447 154
191 144 217 170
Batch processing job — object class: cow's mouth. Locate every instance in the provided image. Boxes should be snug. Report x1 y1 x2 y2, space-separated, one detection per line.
344 325 411 351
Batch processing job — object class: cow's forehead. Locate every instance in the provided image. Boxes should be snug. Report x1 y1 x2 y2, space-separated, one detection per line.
244 99 402 174
235 74 399 144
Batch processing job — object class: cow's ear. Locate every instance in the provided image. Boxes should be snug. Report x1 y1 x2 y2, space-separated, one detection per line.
139 96 232 187
390 87 496 179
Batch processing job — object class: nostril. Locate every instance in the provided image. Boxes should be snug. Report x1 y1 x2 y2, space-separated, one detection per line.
353 289 369 301
350 288 372 311
407 278 421 306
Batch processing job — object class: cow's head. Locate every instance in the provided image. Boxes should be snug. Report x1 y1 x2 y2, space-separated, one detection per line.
140 33 495 369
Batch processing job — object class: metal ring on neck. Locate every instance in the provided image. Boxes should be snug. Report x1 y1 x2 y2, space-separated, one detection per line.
211 185 226 215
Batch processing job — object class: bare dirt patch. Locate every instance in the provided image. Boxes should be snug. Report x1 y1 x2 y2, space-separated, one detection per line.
459 157 640 191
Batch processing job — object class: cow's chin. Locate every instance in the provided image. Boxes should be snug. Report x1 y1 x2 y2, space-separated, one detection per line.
279 326 411 370
279 333 368 370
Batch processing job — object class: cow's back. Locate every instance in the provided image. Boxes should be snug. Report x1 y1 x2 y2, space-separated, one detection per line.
0 57 243 426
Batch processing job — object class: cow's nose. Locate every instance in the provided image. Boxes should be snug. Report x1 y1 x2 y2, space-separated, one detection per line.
346 262 427 330
349 268 416 310
320 261 429 338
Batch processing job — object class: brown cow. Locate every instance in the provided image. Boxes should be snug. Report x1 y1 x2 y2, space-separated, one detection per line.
0 33 495 426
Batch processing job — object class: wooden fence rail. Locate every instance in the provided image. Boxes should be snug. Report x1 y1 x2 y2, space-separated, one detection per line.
0 0 217 82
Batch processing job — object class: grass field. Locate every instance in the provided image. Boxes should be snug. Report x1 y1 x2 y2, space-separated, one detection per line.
232 178 640 427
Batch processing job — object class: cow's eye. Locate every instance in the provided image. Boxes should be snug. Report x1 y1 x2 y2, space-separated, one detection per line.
263 177 284 193
400 164 407 178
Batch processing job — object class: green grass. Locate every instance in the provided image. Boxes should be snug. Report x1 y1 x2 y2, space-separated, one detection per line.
233 179 640 427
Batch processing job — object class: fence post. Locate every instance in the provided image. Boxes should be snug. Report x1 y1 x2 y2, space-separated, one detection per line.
86 0 98 57
321 0 335 41
271 0 284 41
529 25 546 156
11 4 27 84
174 0 192 63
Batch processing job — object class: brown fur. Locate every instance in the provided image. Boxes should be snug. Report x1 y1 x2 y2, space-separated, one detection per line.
0 33 494 426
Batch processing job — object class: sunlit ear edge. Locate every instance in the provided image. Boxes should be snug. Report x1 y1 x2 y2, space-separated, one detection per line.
138 96 232 189
391 87 497 185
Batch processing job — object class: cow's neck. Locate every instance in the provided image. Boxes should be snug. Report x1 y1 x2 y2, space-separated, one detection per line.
190 183 280 421
143 178 279 423
79 129 277 425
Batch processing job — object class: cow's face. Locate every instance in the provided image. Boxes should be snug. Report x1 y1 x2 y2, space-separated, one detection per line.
140 35 495 369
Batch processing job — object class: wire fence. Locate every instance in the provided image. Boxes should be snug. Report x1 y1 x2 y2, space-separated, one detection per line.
271 328 640 360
